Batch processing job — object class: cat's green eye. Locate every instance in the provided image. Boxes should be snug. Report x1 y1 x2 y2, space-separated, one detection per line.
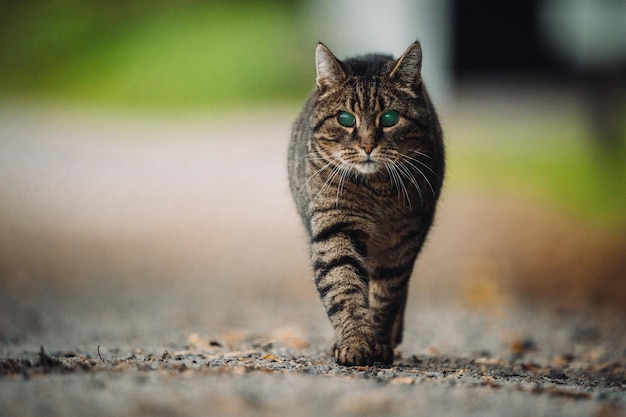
337 111 356 127
380 110 399 127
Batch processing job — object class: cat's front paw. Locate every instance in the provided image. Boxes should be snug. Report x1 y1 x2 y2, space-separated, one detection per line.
334 339 373 366
374 342 394 365
334 339 393 366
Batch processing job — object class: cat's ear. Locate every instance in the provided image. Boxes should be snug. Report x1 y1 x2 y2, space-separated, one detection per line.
389 42 423 87
315 43 346 90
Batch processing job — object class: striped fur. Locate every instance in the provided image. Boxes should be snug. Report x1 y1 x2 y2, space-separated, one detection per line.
288 42 444 366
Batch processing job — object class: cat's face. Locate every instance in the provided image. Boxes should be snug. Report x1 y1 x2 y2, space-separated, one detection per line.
310 43 438 181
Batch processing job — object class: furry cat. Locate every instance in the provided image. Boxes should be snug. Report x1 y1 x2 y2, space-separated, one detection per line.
288 42 444 366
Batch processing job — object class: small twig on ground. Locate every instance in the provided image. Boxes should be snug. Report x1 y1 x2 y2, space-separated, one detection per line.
37 345 61 370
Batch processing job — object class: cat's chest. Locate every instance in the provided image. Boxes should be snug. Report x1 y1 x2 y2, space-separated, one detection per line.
311 171 416 218
343 194 416 250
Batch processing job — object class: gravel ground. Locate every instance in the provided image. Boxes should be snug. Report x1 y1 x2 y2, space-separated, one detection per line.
0 100 624 416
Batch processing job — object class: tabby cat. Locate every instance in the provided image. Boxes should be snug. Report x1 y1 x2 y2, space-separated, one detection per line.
288 41 444 366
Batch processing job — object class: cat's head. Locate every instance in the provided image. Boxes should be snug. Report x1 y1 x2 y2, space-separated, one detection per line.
310 42 440 178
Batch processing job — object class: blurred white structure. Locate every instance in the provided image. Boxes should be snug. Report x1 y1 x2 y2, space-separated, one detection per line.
539 0 626 152
302 0 452 110
539 0 626 69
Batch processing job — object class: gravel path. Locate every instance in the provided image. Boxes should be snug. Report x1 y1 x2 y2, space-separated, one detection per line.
0 103 624 416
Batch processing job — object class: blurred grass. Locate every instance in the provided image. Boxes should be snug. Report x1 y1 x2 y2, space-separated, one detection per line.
448 120 626 227
0 0 312 108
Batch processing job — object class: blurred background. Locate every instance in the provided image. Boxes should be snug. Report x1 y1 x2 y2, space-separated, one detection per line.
1 0 624 211
0 0 625 353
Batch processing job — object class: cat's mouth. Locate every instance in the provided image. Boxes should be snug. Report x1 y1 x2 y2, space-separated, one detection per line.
355 159 379 175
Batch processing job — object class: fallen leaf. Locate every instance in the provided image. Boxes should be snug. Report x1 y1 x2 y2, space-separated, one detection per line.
261 354 282 363
510 338 537 357
475 357 503 365
521 362 543 373
389 376 415 385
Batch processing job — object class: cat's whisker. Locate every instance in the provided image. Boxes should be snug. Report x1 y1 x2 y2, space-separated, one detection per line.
401 153 440 180
382 161 399 195
316 166 339 198
304 149 350 194
333 159 347 207
401 158 436 198
314 159 346 203
336 161 354 208
385 161 412 210
399 151 439 197
302 159 334 191
395 160 424 206
408 149 432 159
302 151 327 162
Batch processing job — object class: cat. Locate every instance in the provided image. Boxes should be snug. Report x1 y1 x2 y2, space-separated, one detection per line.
287 41 445 366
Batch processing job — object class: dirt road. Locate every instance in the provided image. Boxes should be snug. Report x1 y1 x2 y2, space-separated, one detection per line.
0 102 624 416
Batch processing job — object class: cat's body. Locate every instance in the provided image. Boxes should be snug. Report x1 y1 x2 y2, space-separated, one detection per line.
288 42 444 366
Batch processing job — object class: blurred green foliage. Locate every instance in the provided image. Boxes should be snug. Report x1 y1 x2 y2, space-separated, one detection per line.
0 0 312 108
449 119 626 227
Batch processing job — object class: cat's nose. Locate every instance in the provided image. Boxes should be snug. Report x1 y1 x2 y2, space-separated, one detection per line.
358 125 377 154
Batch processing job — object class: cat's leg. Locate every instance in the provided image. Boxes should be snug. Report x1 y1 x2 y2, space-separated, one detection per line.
391 289 407 348
369 270 412 364
310 225 382 366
